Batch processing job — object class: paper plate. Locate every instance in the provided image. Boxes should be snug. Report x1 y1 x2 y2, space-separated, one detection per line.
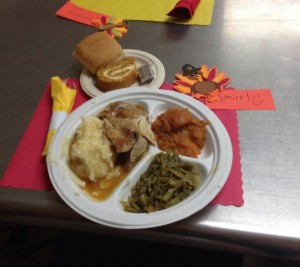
80 49 165 97
47 88 232 229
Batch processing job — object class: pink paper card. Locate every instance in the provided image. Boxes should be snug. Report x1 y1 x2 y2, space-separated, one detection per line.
206 89 276 110
56 1 107 27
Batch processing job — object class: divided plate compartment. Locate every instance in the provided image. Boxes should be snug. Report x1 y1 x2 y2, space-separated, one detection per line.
47 88 232 229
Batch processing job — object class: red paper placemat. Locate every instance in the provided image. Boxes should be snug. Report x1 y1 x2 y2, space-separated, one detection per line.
0 79 243 206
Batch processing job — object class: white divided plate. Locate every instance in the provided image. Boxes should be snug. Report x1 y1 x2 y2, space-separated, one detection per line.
80 49 165 98
47 88 232 229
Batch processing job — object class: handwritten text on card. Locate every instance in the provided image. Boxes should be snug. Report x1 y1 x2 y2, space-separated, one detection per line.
206 89 275 110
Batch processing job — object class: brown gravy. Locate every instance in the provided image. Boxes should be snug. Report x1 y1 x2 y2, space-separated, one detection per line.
84 166 129 201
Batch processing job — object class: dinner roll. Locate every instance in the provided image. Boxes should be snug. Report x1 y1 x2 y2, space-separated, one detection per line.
73 32 124 74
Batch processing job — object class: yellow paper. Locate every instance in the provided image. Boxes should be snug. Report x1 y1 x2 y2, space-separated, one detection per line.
42 129 56 156
71 0 215 25
42 76 77 156
51 76 77 113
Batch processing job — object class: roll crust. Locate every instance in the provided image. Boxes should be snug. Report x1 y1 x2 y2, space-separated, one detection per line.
73 32 124 74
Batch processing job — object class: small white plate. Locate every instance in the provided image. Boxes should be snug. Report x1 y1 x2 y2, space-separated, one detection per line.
47 88 232 229
80 49 165 97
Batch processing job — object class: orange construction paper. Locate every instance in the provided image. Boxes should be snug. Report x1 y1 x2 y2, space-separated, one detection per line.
206 89 276 110
56 1 108 27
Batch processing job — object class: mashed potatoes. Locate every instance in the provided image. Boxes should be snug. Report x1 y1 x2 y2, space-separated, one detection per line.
69 116 115 182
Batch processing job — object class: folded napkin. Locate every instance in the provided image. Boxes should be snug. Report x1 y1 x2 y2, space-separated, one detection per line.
42 77 77 156
168 0 200 18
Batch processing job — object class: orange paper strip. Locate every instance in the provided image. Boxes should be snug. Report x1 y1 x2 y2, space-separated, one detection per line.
206 89 275 110
56 1 108 27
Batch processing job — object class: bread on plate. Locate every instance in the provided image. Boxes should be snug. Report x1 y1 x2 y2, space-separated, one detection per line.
73 32 124 74
96 57 139 92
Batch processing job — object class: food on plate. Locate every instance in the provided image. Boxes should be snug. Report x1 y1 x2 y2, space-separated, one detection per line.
69 116 116 182
98 101 156 170
96 57 139 92
68 101 156 201
73 32 124 74
138 64 154 84
120 152 202 213
151 108 208 158
74 33 157 93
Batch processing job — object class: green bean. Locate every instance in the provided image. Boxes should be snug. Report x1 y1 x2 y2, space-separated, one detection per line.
120 152 201 213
